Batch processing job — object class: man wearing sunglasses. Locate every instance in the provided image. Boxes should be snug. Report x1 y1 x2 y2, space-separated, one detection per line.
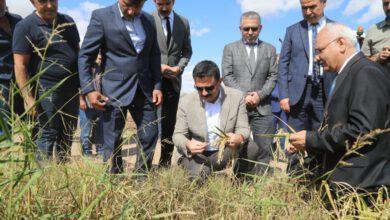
79 0 162 174
13 0 80 161
173 60 260 182
222 11 278 172
289 23 390 194
278 0 337 175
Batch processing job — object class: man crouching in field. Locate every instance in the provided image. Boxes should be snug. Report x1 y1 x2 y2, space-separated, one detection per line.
173 60 266 182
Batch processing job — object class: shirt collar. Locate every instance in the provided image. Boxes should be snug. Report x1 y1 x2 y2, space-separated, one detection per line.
158 11 174 21
338 51 359 74
307 16 326 28
243 39 260 46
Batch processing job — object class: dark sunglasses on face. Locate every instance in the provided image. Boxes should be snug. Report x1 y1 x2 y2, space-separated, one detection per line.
242 26 259 32
194 85 215 93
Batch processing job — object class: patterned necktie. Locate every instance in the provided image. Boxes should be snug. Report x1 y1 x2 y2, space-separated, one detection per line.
249 45 256 72
165 16 171 47
312 24 320 86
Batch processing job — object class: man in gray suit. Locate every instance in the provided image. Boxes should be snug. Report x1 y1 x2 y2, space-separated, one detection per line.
173 60 259 181
222 11 278 166
150 0 192 167
79 0 162 174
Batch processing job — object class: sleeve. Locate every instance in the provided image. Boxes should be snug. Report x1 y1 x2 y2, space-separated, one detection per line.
306 67 389 153
361 27 374 56
177 18 192 72
234 93 251 140
222 44 242 90
172 96 191 157
257 46 278 100
278 28 292 100
12 22 33 55
78 10 104 95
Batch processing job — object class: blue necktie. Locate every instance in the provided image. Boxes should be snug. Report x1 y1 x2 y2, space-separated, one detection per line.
312 24 320 86
328 75 338 98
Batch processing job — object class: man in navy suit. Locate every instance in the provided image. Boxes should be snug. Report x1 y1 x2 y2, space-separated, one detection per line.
278 0 337 173
79 0 162 174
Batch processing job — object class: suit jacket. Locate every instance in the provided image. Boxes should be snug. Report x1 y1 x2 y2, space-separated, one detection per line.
79 5 161 107
306 52 390 189
222 40 278 116
149 11 192 93
173 86 250 157
278 19 337 106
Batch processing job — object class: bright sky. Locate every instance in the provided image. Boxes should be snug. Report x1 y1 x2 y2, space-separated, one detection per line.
8 0 386 92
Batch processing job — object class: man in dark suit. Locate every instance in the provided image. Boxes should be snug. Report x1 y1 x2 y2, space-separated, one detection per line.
79 0 162 173
289 23 390 192
150 0 192 167
222 11 278 170
278 0 336 132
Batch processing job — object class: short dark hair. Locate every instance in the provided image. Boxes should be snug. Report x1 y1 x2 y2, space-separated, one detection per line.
192 60 220 80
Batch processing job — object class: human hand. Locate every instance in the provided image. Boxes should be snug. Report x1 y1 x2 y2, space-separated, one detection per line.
248 92 260 106
79 95 87 110
87 91 108 110
25 96 37 116
186 139 207 154
226 133 244 149
280 98 290 113
289 131 307 152
153 89 163 107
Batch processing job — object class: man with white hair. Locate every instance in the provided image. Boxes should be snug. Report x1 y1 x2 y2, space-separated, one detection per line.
289 23 390 192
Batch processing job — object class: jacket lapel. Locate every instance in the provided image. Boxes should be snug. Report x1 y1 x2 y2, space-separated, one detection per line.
252 40 265 77
168 12 180 51
194 95 208 141
112 4 137 54
299 21 309 60
153 12 168 52
238 41 252 74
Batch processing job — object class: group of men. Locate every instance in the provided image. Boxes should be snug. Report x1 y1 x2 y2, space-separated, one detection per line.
0 0 389 193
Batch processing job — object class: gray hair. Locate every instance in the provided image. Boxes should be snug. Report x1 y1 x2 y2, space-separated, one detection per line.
240 11 261 25
323 23 357 48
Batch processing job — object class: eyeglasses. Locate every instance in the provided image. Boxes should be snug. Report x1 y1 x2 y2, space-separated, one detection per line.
315 38 339 54
242 26 259 32
194 85 215 93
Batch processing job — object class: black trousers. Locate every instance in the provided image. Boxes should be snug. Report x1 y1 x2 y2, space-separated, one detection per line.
159 78 180 167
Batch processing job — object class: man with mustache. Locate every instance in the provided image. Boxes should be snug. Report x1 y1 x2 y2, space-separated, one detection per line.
173 60 259 182
0 0 23 137
13 0 80 161
278 0 337 175
361 0 390 72
149 0 192 168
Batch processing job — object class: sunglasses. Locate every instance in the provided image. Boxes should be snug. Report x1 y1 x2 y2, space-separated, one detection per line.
242 26 259 32
194 85 215 93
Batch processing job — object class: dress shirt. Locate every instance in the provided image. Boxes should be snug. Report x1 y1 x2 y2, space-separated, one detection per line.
307 16 326 76
204 92 222 151
159 12 174 37
118 4 146 54
244 39 259 60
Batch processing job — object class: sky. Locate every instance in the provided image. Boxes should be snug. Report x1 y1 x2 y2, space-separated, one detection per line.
7 0 386 92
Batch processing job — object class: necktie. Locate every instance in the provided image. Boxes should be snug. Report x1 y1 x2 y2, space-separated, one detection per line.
165 16 171 47
249 45 256 72
312 24 320 86
328 75 338 99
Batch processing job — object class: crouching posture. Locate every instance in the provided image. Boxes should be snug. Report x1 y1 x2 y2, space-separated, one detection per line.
173 60 263 181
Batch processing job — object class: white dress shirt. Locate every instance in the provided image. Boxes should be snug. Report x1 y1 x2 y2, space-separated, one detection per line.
118 4 146 54
204 93 222 151
307 16 326 76
244 39 259 60
159 12 174 37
